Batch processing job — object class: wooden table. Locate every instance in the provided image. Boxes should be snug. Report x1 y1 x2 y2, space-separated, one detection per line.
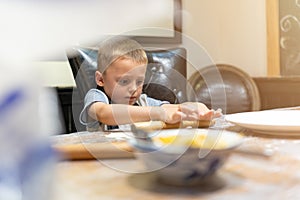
49 127 300 200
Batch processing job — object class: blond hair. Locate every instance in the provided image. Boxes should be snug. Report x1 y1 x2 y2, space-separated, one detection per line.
97 36 148 73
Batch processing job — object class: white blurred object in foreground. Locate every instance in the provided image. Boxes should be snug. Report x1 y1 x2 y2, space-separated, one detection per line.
0 66 56 200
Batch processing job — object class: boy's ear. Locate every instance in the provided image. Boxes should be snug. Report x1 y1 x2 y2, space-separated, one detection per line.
95 71 104 87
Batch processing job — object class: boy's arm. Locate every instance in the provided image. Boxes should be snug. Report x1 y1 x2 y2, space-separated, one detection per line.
88 102 167 125
88 101 218 126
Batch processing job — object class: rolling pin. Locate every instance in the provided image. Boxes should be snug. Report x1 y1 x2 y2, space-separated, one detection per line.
133 120 214 132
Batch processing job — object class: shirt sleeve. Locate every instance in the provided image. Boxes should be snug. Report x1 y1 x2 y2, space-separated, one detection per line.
79 89 109 126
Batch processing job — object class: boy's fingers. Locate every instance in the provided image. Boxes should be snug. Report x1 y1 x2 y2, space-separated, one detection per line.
176 111 187 120
186 113 199 120
179 104 196 113
213 108 223 117
178 104 222 121
165 111 186 124
199 110 214 120
180 105 202 118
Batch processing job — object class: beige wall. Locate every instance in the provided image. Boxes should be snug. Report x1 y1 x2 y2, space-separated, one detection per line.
183 0 267 77
39 0 268 87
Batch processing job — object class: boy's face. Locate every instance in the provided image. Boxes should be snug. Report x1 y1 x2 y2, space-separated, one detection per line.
96 58 147 105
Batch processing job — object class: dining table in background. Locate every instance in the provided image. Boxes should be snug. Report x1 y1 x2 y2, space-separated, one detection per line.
50 107 300 200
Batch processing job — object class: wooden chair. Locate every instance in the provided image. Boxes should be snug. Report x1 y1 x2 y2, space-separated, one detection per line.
188 64 261 114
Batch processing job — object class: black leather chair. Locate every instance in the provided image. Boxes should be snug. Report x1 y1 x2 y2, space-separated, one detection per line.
67 46 187 104
66 46 187 131
188 64 261 114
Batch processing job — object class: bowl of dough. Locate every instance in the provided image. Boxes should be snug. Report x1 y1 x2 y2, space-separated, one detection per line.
129 125 244 185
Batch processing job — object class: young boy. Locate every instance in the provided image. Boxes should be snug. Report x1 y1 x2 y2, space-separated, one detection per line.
79 36 218 131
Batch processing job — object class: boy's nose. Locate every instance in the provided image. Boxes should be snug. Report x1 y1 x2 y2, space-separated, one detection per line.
128 83 138 93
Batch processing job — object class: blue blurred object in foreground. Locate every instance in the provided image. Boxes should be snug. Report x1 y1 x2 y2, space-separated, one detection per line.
0 70 57 200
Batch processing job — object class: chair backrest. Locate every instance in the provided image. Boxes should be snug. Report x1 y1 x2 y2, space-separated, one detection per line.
188 64 261 114
66 46 188 104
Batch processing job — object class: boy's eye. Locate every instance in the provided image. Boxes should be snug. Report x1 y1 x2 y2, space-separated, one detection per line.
118 79 130 86
136 80 144 86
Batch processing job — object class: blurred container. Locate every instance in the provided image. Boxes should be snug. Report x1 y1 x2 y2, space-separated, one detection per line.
130 128 244 186
0 66 56 200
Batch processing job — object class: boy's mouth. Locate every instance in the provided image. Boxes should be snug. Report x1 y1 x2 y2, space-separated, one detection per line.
128 96 137 103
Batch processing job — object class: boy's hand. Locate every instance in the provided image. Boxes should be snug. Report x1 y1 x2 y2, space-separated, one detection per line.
180 102 220 121
160 104 184 124
161 102 222 124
